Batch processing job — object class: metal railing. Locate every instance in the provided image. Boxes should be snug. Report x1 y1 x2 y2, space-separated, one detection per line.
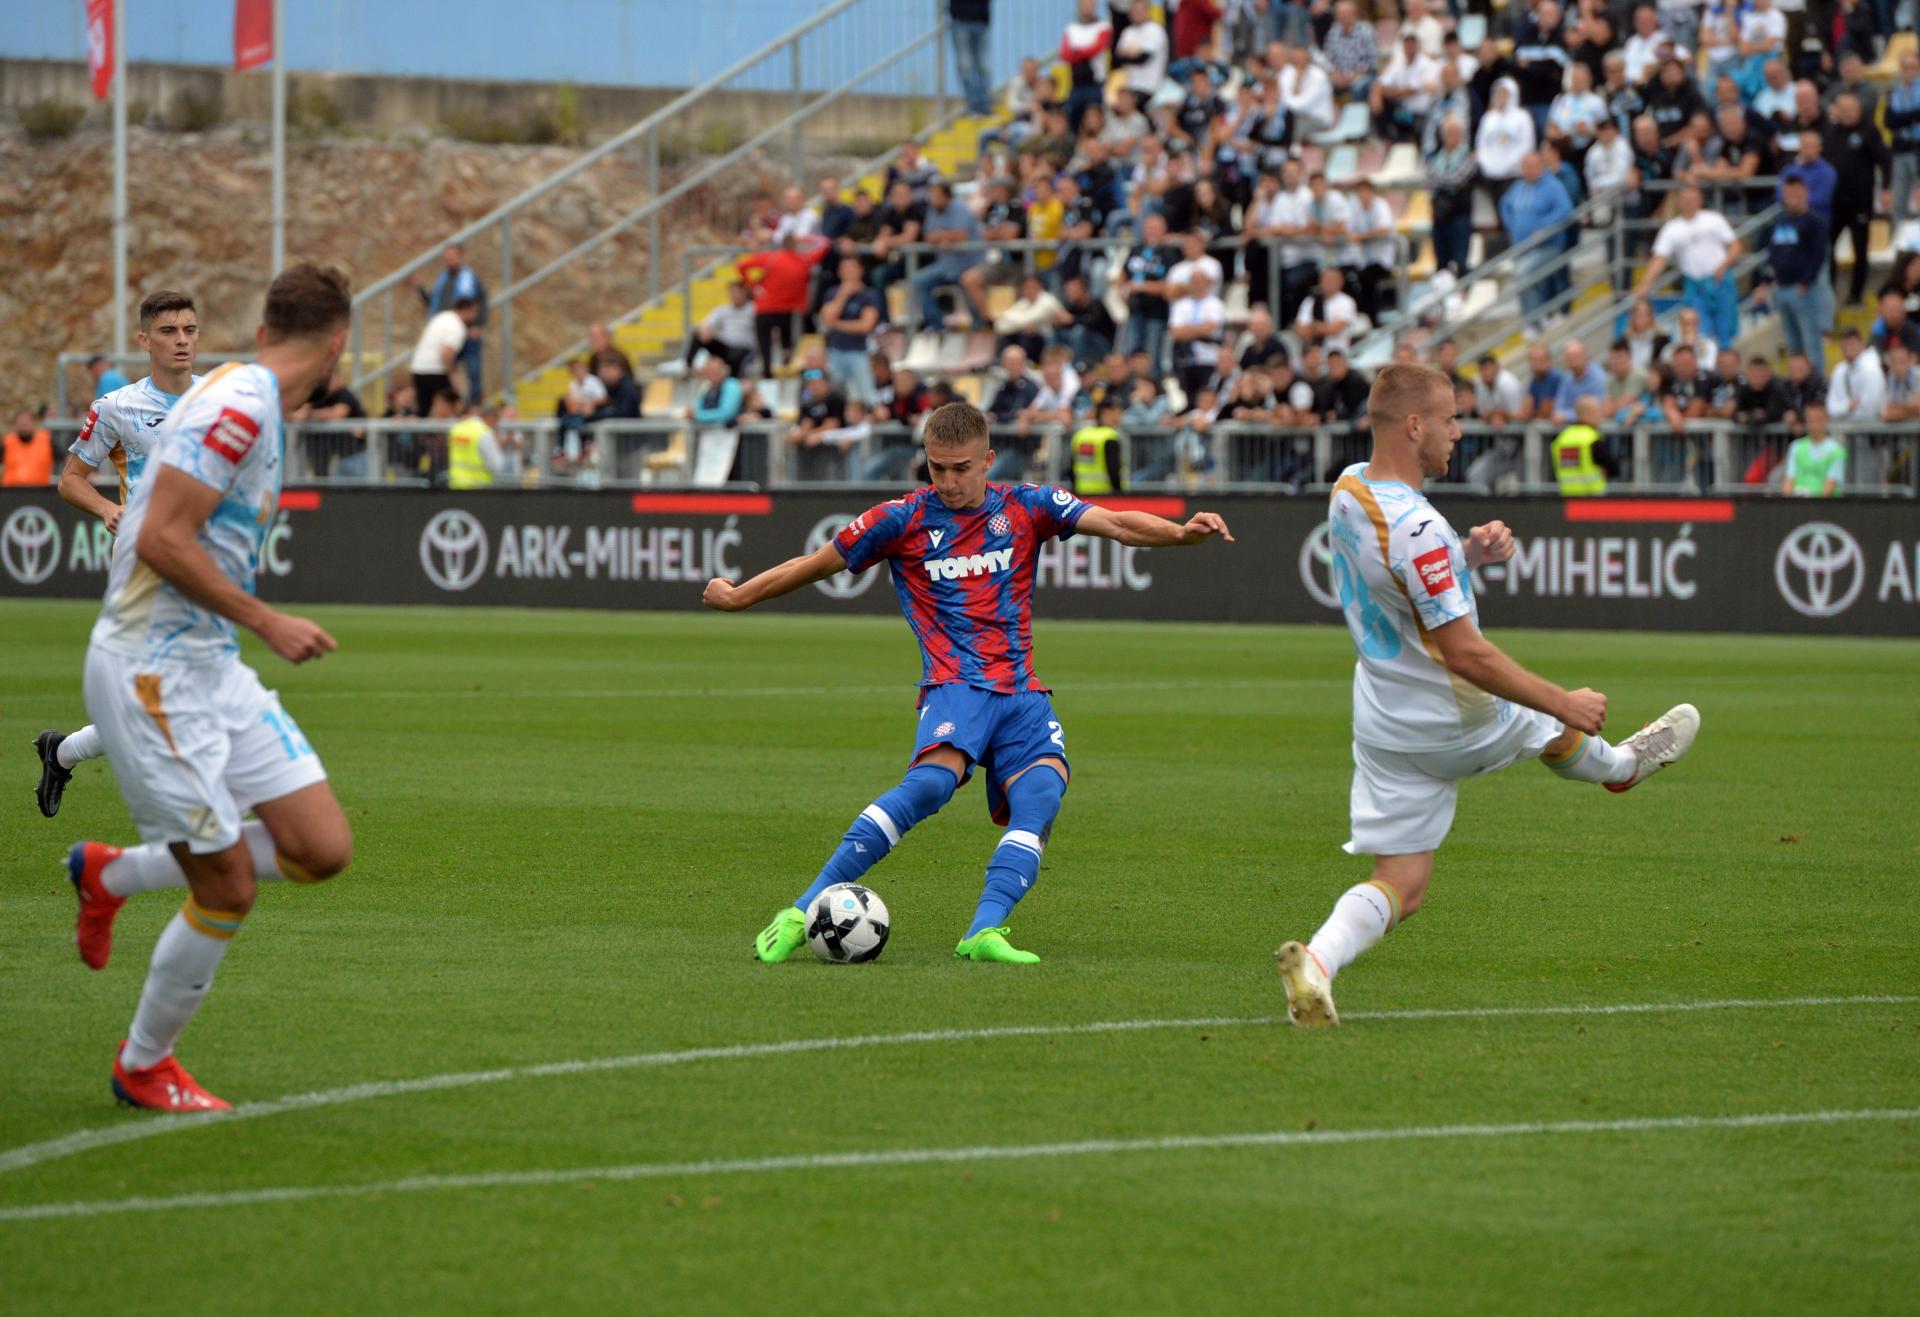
50 352 256 417
346 1 1061 407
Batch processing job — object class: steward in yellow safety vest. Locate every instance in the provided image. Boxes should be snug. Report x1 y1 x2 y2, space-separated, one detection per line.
447 402 496 490
1069 396 1127 493
1551 396 1613 497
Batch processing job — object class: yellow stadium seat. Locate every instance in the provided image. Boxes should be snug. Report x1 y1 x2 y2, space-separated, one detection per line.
641 378 675 416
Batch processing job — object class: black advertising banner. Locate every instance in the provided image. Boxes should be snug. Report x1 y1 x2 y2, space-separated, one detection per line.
2 488 1916 636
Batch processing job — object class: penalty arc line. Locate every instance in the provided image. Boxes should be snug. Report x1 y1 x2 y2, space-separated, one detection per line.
0 993 1913 1179
2 1107 1916 1223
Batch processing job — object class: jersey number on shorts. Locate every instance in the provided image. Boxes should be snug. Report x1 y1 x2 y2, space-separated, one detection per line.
1334 549 1402 660
259 709 314 761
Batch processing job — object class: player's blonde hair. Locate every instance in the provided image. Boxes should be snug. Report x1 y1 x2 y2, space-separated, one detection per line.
923 401 990 450
1368 363 1452 433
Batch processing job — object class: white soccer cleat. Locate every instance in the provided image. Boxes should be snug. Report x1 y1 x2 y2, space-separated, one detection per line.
1605 702 1701 794
1275 940 1339 1029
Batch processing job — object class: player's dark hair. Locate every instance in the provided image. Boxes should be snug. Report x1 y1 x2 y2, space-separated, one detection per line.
923 401 990 449
263 263 352 342
138 289 196 328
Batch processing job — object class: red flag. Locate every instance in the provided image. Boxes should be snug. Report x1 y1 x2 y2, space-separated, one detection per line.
85 0 113 101
234 0 273 71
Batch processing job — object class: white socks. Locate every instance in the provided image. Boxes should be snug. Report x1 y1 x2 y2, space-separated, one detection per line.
56 724 105 769
1542 731 1636 784
122 898 244 1069
1307 880 1401 979
102 823 286 898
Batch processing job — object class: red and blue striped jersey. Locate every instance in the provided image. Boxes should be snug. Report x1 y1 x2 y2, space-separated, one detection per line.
835 483 1090 693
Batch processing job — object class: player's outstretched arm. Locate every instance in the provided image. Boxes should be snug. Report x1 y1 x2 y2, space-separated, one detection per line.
703 541 848 612
1430 615 1608 735
135 467 336 664
57 454 122 531
1075 506 1234 548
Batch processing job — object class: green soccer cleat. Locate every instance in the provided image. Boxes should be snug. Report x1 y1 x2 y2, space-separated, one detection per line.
754 906 809 963
954 927 1040 964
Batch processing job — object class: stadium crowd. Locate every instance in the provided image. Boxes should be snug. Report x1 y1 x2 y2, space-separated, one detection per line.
646 0 1920 493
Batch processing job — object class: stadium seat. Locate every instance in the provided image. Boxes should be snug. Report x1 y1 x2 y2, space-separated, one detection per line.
1311 101 1372 146
641 378 675 416
899 333 944 373
1459 13 1488 50
1375 143 1424 188
1326 144 1361 186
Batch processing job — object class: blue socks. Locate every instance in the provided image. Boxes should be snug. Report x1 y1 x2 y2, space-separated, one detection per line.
794 764 958 911
966 765 1068 937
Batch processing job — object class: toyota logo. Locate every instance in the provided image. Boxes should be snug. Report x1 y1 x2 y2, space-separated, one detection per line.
1775 522 1865 619
419 509 489 592
806 514 878 599
1 506 62 586
1299 522 1340 609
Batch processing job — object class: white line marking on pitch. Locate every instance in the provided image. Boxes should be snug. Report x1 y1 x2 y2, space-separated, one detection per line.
1 994 1912 1179
292 678 1332 701
3 1106 1914 1224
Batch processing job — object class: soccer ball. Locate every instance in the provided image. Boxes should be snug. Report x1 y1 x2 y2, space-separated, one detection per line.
806 883 890 963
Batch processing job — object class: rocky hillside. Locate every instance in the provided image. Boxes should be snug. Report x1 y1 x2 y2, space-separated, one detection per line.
0 125 771 413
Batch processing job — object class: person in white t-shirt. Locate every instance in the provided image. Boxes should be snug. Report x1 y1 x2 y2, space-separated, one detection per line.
1272 364 1700 1028
410 298 479 412
1344 178 1399 321
1371 33 1442 141
1168 230 1226 299
1636 185 1744 347
1296 266 1362 356
1112 0 1169 100
1281 43 1336 136
1169 268 1228 399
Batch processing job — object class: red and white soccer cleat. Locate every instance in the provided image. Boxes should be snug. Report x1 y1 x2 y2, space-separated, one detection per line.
111 1043 231 1112
67 841 126 970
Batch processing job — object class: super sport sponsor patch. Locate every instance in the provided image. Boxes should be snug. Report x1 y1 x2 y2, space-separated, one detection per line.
1413 545 1455 596
202 407 262 463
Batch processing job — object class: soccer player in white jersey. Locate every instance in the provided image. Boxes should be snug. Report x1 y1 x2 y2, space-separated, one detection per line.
1275 364 1700 1027
33 289 204 817
64 263 355 1110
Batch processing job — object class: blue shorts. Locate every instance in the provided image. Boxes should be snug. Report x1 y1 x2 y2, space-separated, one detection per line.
912 684 1070 824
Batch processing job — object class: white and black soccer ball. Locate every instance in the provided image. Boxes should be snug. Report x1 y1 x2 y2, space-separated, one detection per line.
806 883 890 964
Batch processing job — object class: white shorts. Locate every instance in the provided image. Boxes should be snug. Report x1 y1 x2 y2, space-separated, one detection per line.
1345 703 1562 856
83 645 328 854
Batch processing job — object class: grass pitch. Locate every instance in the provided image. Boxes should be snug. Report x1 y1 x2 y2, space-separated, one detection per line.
1 600 1916 1313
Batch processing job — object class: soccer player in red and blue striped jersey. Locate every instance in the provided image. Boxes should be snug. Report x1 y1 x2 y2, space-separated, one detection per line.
704 401 1232 963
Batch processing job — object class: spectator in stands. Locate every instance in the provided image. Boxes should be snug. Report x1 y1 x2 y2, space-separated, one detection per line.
1622 5 1668 87
1664 305 1720 367
1706 347 1744 419
1061 0 1114 131
383 381 424 477
1502 151 1576 329
2 408 52 486
1699 103 1774 216
1880 340 1920 421
1777 83 1829 163
1323 1 1381 103
787 368 848 481
1661 344 1713 426
1637 185 1744 348
1700 0 1743 90
1827 328 1889 420
809 178 856 322
409 243 488 399
985 345 1041 428
1018 351 1082 435
588 353 640 439
1422 59 1474 158
1735 355 1794 478
1172 0 1222 60
557 354 607 466
1427 117 1478 278
885 142 938 206
1170 266 1228 401
910 179 990 330
1056 274 1117 368
683 281 757 377
1585 113 1632 235
1234 305 1287 375
1782 350 1826 420
1315 350 1371 432
687 354 744 432
1823 93 1891 308
1475 354 1527 424
1603 340 1648 421
1514 0 1572 136
1345 178 1397 321
586 321 631 378
1123 375 1171 429
1553 340 1608 422
1752 60 1796 144
948 0 994 118
772 186 820 245
1888 53 1920 227
1782 402 1844 495
1476 78 1535 211
1645 57 1709 143
993 272 1063 360
1114 1 1171 102
1120 211 1178 372
1281 42 1336 137
293 366 368 478
1621 298 1663 367
819 258 884 403
1296 266 1361 358
738 234 826 373
1822 48 1881 121
1769 175 1833 360
409 296 478 416
869 180 925 295
1521 343 1566 420
1872 289 1920 356
86 355 127 401
1547 61 1606 162
1779 129 1837 237
1373 32 1442 142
